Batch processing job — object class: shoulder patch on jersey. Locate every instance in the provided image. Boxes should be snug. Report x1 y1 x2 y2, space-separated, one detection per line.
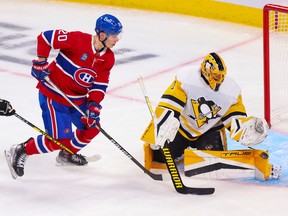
74 68 97 88
80 53 89 61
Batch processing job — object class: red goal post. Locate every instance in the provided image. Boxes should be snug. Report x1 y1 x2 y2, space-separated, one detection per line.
263 4 288 127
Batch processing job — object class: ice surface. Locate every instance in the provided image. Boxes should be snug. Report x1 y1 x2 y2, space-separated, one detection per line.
0 1 287 215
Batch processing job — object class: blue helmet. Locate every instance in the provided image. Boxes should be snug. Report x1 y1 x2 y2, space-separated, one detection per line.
95 14 122 36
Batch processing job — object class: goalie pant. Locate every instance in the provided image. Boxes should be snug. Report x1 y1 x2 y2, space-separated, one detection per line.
144 143 277 181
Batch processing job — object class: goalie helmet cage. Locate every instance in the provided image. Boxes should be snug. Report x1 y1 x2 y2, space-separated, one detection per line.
263 4 288 127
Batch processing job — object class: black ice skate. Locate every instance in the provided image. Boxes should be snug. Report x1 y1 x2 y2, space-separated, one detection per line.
56 149 88 166
4 138 32 179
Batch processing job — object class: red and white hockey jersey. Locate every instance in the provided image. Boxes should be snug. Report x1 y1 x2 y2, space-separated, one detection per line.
36 29 115 106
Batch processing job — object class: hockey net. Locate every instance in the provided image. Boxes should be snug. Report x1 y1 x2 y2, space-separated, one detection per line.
263 4 288 127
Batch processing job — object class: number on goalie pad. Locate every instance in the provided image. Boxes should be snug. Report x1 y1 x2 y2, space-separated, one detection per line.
183 148 273 180
230 116 269 147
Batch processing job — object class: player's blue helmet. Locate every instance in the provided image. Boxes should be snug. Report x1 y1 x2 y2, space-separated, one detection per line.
95 14 122 36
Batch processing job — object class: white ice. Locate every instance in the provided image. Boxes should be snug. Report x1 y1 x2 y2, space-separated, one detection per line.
0 0 288 216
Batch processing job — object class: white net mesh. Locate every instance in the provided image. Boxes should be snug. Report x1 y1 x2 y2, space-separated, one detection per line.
267 8 288 125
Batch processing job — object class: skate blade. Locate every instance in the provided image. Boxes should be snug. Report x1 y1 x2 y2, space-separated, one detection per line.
55 154 101 167
4 150 18 179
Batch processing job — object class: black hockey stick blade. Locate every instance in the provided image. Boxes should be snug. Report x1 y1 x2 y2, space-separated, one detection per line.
98 126 165 181
161 147 215 195
179 186 215 195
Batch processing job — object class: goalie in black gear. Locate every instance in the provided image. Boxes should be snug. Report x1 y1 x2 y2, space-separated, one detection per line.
141 53 280 180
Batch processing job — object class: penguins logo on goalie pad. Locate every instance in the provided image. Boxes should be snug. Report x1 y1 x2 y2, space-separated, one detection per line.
189 97 222 127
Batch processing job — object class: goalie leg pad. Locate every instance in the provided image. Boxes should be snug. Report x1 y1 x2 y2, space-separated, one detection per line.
184 148 274 180
143 142 184 171
144 143 153 171
144 143 167 170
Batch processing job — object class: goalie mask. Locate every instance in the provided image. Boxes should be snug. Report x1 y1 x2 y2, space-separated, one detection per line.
201 52 227 91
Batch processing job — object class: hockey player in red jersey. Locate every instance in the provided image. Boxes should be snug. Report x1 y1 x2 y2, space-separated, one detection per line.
4 14 123 178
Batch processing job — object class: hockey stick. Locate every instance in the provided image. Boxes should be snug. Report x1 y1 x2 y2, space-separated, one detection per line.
0 100 101 162
138 76 215 195
13 112 75 154
44 77 165 181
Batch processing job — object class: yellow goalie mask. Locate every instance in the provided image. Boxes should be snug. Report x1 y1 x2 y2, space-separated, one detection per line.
201 52 227 91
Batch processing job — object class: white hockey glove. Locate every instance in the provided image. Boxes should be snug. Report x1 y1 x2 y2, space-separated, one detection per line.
230 117 269 147
151 109 180 150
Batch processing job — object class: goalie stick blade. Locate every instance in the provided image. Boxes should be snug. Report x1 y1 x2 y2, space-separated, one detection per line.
4 150 18 179
181 186 215 195
161 147 215 195
143 169 170 181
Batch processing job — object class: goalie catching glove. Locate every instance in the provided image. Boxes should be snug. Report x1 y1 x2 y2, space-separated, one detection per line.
230 116 269 147
152 109 180 150
0 99 15 116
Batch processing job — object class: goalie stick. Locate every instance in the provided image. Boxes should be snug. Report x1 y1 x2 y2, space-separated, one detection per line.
138 76 215 195
46 76 214 194
44 77 165 181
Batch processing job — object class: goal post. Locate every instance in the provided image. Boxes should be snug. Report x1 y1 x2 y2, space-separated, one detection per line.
263 4 288 127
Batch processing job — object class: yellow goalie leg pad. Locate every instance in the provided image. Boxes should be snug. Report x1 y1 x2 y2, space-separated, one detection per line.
184 148 272 180
143 143 183 171
144 143 153 171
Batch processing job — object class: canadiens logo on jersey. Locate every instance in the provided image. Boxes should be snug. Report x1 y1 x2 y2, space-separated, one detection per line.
74 68 97 88
189 97 222 127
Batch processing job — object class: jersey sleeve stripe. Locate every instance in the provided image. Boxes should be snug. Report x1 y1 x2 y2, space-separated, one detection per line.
91 81 108 93
161 94 186 107
221 111 247 128
159 103 182 115
42 30 54 48
55 52 79 74
159 99 183 113
221 111 247 122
